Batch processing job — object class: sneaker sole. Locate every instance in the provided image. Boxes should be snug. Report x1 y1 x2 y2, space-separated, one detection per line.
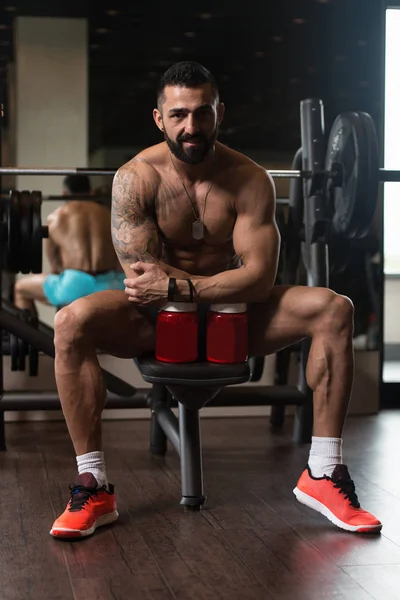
50 510 119 539
293 487 382 533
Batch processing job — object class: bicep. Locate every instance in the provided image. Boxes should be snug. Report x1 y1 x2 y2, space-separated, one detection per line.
111 166 162 276
111 215 162 266
233 171 281 279
233 215 280 274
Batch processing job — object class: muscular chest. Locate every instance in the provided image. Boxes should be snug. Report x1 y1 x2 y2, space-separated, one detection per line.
155 184 236 246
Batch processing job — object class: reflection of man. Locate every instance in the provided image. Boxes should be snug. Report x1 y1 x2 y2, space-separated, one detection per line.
14 175 124 320
50 61 381 539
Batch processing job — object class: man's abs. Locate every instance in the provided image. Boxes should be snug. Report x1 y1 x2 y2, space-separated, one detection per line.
162 241 240 276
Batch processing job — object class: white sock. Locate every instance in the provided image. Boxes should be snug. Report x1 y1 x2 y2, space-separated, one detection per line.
308 436 343 478
76 451 108 488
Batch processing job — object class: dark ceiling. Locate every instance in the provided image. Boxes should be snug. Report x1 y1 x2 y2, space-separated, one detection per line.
0 0 385 155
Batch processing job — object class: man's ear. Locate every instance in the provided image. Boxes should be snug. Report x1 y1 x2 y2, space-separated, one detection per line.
217 102 225 125
153 108 164 131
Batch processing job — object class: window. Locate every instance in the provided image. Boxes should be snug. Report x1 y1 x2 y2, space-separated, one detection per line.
384 8 400 274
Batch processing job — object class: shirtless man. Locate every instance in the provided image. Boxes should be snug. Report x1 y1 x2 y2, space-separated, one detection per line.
50 61 382 539
14 175 124 320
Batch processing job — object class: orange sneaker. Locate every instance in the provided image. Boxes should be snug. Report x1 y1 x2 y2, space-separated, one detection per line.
50 473 118 539
293 465 382 533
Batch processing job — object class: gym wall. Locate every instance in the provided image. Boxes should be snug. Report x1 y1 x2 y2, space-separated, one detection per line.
12 16 88 326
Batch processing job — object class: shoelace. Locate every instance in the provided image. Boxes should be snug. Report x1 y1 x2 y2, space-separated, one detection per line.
332 477 360 508
68 484 106 512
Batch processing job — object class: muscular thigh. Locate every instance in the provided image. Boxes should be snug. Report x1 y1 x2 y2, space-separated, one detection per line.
16 274 48 301
59 290 156 358
248 285 338 356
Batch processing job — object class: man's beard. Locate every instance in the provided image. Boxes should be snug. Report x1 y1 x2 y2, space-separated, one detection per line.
163 126 218 165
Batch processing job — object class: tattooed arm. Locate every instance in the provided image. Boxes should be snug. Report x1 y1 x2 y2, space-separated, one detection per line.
111 161 190 280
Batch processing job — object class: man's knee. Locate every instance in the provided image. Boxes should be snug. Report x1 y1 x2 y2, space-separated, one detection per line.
54 299 92 350
14 277 29 298
319 292 354 336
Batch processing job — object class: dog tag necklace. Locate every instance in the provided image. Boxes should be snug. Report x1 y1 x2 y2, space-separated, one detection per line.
170 154 213 240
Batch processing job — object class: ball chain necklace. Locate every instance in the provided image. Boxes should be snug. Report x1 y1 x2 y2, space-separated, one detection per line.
169 153 214 240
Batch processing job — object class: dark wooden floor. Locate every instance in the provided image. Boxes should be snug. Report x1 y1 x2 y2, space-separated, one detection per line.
1 411 400 600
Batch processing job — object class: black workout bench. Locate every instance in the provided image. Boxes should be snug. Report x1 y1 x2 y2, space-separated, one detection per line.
135 348 313 509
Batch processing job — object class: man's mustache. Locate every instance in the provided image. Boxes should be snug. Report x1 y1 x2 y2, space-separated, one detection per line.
178 135 206 143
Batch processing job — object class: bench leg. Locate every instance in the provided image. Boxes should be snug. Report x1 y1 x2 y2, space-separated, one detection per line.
271 348 292 427
270 405 286 428
149 384 168 456
150 411 167 455
178 403 205 510
293 400 314 443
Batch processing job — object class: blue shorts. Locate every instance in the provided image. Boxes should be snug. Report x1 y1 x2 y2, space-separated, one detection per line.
43 269 125 307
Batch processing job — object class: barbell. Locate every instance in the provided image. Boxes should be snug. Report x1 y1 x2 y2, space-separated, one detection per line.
0 111 397 244
0 109 397 275
0 166 399 180
0 166 400 179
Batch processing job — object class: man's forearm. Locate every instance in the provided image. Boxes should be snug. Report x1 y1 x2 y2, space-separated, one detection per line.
120 251 191 280
174 267 273 304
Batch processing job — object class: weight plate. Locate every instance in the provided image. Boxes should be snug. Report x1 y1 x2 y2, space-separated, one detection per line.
19 191 33 274
1 330 10 355
325 112 379 239
329 253 349 275
18 338 26 371
30 191 43 273
6 191 21 273
328 235 351 275
357 111 380 234
29 345 39 377
10 333 18 371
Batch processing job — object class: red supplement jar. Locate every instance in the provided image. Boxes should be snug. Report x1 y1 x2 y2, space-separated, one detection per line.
156 302 198 363
207 303 248 364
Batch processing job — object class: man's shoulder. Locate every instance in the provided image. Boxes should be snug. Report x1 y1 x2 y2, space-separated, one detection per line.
47 201 107 225
63 200 109 215
117 143 167 179
218 144 272 188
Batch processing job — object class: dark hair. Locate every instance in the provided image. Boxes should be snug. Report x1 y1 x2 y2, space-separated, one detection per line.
63 174 92 195
157 61 219 109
